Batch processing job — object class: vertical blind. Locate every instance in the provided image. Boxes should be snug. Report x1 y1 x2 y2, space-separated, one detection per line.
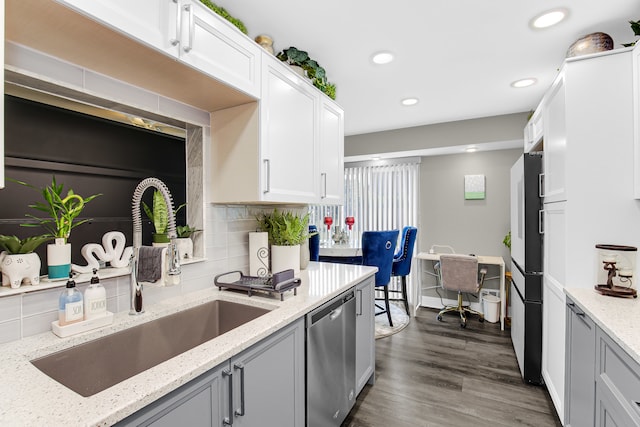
310 158 420 244
310 158 420 309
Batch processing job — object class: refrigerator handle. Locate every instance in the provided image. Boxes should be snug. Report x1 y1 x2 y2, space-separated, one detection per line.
539 210 544 235
538 173 545 198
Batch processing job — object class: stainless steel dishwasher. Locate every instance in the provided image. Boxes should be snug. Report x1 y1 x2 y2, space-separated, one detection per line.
306 289 356 427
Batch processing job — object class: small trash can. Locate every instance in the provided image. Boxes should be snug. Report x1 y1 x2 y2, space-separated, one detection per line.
482 294 500 323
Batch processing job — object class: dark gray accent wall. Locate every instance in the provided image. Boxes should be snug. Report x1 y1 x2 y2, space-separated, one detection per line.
1 95 187 272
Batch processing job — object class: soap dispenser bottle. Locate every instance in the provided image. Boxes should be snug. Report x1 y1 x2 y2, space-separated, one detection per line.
58 273 83 326
84 268 107 320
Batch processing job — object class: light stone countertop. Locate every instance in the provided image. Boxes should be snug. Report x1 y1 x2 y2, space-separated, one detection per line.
565 287 640 365
0 262 377 427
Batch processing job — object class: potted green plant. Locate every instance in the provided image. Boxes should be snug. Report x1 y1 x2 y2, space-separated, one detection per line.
142 190 186 244
198 0 248 34
276 47 337 100
622 20 640 47
176 225 202 259
0 234 53 288
11 176 101 279
256 209 311 274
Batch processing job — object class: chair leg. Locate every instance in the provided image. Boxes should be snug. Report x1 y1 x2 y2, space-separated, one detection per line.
401 276 410 315
384 286 393 327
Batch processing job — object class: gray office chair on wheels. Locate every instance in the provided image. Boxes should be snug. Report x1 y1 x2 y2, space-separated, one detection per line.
436 254 487 328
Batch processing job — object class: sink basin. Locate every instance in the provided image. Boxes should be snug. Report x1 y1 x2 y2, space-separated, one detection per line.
31 300 271 397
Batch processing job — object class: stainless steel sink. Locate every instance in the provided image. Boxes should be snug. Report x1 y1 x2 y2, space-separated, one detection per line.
31 300 271 397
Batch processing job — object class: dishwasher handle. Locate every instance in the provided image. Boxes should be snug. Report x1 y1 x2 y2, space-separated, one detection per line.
309 291 354 326
329 307 343 321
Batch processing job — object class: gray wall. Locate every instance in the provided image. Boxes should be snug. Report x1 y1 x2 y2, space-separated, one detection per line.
345 112 529 156
345 114 526 299
420 149 521 261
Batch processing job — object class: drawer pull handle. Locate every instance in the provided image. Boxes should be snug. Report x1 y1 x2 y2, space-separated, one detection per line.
222 368 234 425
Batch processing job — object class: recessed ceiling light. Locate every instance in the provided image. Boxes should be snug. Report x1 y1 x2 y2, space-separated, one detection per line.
465 146 478 153
401 98 419 106
372 51 394 65
511 78 537 88
531 8 568 29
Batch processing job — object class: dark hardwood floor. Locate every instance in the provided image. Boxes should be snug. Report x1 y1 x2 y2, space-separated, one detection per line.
343 307 563 427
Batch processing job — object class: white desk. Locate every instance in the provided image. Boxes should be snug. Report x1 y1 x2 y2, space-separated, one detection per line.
416 252 506 330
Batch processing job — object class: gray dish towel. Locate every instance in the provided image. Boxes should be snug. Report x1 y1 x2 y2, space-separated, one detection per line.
137 246 165 283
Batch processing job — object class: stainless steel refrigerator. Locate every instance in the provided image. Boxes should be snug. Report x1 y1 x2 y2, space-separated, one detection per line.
509 153 543 385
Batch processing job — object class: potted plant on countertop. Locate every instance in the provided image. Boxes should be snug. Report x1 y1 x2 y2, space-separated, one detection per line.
256 209 311 274
0 234 53 288
276 46 337 100
11 176 102 280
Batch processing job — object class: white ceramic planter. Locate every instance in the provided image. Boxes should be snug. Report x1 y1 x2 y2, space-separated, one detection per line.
47 239 71 280
175 237 193 260
271 244 301 275
0 252 41 288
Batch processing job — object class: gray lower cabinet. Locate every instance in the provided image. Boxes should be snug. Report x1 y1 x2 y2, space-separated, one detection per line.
565 298 596 426
595 327 640 427
565 297 640 427
116 318 305 427
355 276 375 395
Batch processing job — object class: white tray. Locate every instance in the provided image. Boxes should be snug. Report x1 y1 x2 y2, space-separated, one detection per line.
51 311 114 338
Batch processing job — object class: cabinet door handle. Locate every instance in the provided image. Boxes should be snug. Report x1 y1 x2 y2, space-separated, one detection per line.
538 210 544 235
222 368 234 425
321 173 327 198
169 0 181 46
234 363 246 417
263 159 271 193
567 302 585 317
356 289 362 316
183 4 194 52
539 173 545 198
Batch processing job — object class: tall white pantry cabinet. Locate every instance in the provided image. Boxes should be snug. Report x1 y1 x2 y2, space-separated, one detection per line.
528 47 640 424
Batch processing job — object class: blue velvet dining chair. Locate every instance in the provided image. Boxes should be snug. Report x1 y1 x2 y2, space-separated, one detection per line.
309 225 320 262
361 229 400 327
390 226 418 315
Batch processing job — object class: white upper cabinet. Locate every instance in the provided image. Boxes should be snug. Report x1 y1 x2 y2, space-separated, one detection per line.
210 54 345 205
56 0 171 51
633 42 640 198
174 0 261 98
318 97 344 204
541 73 567 203
55 0 261 98
259 56 319 203
524 107 543 153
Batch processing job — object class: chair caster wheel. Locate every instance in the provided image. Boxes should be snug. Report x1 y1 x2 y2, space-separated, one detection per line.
436 315 443 321
479 317 485 323
460 322 466 328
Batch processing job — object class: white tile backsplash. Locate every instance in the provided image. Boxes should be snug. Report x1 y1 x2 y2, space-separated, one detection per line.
0 295 21 322
0 204 281 343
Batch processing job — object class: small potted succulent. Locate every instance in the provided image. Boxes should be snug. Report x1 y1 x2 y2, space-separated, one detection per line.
176 225 202 260
11 176 101 279
0 234 53 288
142 190 185 245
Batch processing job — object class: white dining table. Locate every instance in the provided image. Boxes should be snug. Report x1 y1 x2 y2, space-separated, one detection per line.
318 243 362 258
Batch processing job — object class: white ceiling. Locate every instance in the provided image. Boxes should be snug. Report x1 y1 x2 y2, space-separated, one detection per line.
210 0 639 137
